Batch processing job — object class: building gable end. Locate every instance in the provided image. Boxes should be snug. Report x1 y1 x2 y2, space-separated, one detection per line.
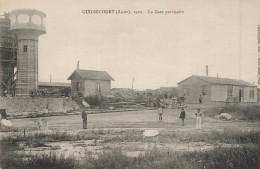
67 71 84 80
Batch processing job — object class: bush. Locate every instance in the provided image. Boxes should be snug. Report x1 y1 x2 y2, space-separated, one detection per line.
84 95 108 108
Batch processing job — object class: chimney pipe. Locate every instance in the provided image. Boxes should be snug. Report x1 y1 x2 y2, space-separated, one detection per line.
206 65 208 77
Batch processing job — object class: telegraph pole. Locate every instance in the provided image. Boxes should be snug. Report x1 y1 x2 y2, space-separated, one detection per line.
132 78 134 90
206 65 208 77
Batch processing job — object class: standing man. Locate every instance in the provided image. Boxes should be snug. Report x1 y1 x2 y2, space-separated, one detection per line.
195 109 203 130
199 95 202 104
179 108 186 126
158 106 163 121
81 108 87 129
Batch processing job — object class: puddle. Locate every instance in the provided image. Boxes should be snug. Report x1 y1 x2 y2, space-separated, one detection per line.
18 139 242 159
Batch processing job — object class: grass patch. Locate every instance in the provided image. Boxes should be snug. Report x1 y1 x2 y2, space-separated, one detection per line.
0 131 94 169
102 130 144 143
159 128 260 144
203 105 260 121
1 152 76 169
186 146 260 169
79 146 260 169
1 146 259 169
209 128 260 144
2 128 259 149
1 129 260 169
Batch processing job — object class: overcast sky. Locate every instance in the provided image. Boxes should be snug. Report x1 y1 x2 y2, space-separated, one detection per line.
1 0 260 89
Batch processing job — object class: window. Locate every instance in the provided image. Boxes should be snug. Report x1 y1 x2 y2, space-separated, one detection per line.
250 90 254 98
202 85 206 96
23 45 27 52
227 86 233 97
183 88 189 96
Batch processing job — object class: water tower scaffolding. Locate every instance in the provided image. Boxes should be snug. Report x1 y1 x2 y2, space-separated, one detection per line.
0 13 17 96
9 9 46 96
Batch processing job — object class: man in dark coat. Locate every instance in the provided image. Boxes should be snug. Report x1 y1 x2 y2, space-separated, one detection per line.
179 108 186 126
81 109 87 129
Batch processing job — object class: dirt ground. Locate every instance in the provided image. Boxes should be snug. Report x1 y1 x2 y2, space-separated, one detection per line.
9 108 260 131
3 108 260 159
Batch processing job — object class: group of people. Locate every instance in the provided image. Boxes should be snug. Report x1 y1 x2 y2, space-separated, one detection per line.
179 95 203 129
158 106 203 130
179 108 204 129
81 96 204 130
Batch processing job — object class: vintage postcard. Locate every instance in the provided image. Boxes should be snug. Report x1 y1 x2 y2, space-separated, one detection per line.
0 0 259 168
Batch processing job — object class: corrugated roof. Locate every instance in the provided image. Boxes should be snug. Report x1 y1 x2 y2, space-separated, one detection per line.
179 75 256 87
67 69 114 81
38 82 71 87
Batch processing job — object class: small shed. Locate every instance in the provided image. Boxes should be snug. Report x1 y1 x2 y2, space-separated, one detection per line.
178 75 257 103
68 69 114 97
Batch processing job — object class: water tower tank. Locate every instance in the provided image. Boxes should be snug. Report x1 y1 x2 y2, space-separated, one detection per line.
9 9 46 96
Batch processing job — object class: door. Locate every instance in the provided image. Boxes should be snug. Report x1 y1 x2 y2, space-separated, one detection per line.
239 89 242 102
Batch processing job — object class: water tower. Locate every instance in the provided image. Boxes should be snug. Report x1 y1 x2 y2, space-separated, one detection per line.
9 9 46 96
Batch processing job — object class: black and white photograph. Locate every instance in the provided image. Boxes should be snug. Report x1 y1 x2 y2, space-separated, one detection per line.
0 0 260 168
